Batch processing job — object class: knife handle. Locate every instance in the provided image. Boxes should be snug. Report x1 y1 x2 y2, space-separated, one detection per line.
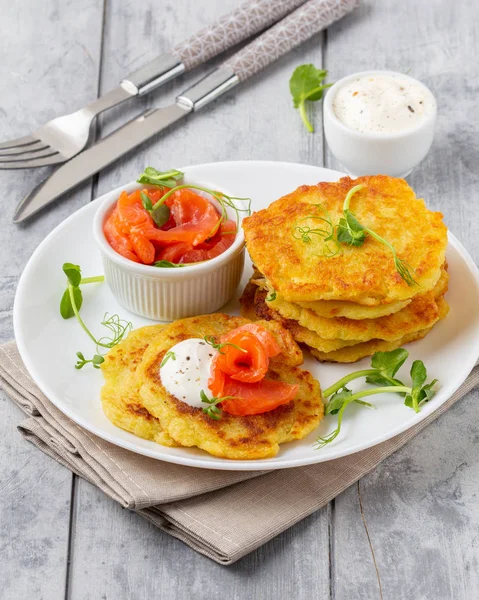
223 0 358 82
177 0 358 111
122 0 308 95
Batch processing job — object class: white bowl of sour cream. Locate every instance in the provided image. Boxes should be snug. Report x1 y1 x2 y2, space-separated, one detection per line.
323 70 437 178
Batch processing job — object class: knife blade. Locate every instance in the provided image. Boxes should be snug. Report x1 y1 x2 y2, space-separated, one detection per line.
13 103 191 223
13 66 239 223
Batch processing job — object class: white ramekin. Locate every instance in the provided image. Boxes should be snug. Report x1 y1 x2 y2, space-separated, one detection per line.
323 70 437 178
93 180 246 321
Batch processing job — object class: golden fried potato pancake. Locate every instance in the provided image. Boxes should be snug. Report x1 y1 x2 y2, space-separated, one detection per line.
310 328 435 363
243 175 447 305
310 297 449 362
240 280 449 361
267 268 449 342
239 279 261 321
252 275 412 319
297 295 410 320
101 325 177 447
240 283 361 351
136 314 323 460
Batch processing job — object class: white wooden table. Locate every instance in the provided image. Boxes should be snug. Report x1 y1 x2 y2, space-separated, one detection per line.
1 1 478 598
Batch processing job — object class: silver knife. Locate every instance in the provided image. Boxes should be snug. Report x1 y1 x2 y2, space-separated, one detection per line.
13 0 358 222
13 67 238 222
0 0 309 169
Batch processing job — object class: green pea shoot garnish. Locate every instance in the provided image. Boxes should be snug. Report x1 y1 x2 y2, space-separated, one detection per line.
203 335 247 356
337 184 418 286
200 390 237 421
60 263 132 369
289 65 333 133
316 348 438 449
160 351 176 368
292 203 340 258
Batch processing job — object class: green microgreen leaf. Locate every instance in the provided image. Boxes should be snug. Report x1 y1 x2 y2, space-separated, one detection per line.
60 286 83 319
63 263 82 287
289 65 333 132
404 360 435 413
203 335 247 356
151 203 171 228
75 352 104 370
140 191 153 211
326 387 375 415
365 348 409 388
160 351 176 367
200 389 238 420
336 210 367 247
137 167 184 188
92 354 105 366
266 290 277 302
153 260 185 268
370 348 409 378
325 387 353 415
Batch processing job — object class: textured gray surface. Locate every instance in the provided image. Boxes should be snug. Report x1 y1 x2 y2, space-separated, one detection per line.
0 0 478 598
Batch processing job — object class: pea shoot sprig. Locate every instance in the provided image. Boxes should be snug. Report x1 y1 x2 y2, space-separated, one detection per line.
137 167 251 236
160 351 176 367
292 186 418 286
203 335 247 356
292 204 340 258
316 348 438 449
336 185 418 286
200 390 237 420
60 263 132 369
289 65 333 133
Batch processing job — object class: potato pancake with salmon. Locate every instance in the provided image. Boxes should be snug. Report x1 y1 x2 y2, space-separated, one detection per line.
134 314 324 460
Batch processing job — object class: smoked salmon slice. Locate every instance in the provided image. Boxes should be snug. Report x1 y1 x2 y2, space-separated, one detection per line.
103 186 235 265
117 190 155 231
219 379 299 416
143 192 220 246
104 208 139 262
208 323 298 416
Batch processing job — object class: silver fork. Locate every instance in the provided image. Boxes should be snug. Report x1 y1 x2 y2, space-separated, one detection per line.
0 0 307 169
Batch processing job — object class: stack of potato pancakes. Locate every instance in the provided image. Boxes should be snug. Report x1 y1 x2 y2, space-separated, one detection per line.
241 176 449 363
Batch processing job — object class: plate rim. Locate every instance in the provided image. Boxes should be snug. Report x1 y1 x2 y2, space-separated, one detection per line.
13 160 479 471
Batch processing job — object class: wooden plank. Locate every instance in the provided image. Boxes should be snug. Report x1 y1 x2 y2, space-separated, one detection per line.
325 0 479 598
68 1 329 597
0 0 105 597
0 393 72 600
69 480 330 600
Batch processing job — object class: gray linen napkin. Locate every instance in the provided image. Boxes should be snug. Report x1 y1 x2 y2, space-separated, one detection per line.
1 340 478 564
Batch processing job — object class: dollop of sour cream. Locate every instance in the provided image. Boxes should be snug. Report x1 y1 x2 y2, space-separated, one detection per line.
159 338 217 408
332 74 435 134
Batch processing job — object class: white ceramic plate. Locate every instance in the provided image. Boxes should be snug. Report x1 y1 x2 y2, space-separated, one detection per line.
14 161 479 471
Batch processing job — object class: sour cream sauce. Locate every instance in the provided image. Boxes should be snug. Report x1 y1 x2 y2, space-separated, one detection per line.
159 339 217 408
332 74 435 134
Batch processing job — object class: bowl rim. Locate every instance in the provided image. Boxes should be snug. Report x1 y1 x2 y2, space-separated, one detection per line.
324 69 437 141
92 178 247 277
